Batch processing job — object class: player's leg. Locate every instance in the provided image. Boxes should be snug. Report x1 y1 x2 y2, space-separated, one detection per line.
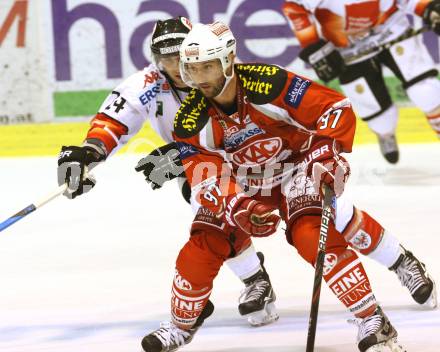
289 215 405 352
178 176 278 326
339 58 399 164
335 194 437 308
141 212 242 352
226 247 278 326
282 171 404 351
379 35 440 138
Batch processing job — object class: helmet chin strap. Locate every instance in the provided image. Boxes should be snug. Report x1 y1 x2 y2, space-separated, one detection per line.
214 63 235 98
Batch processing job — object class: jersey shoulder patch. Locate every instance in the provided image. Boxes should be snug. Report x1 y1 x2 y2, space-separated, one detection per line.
174 89 210 138
236 63 288 105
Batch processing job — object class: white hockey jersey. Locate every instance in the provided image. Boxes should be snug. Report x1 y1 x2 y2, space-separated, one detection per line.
85 64 189 155
283 0 431 63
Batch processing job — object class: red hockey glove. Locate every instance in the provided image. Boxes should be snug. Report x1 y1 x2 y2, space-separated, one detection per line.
302 139 350 197
226 195 281 237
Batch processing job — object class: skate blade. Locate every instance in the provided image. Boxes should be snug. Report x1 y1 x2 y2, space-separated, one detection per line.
424 275 438 309
246 302 279 327
365 337 407 352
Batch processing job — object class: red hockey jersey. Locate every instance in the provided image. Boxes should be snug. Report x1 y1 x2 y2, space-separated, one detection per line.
173 63 356 214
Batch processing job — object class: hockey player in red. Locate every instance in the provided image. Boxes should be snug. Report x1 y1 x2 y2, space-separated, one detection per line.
283 0 440 163
56 17 279 329
140 22 437 352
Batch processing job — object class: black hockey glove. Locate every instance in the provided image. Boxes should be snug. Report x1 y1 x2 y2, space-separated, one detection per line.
423 0 440 35
57 145 105 199
135 142 185 190
299 39 345 82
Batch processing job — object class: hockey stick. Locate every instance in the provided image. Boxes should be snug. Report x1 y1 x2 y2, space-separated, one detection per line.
305 184 334 352
344 26 429 64
0 184 67 232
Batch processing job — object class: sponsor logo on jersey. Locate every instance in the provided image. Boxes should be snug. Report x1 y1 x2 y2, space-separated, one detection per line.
345 2 378 36
139 83 161 105
176 142 199 160
323 253 338 276
238 64 281 77
174 270 192 290
194 207 225 230
143 70 160 88
236 63 287 105
284 76 311 108
224 121 264 150
175 90 208 133
329 264 369 300
232 137 282 167
286 171 321 219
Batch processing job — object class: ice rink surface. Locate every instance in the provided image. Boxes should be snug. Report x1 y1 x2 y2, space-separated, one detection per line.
0 144 439 352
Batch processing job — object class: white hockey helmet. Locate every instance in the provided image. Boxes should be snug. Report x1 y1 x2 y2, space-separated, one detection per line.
179 22 236 88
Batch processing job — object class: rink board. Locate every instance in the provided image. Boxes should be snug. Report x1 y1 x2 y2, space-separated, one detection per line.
0 107 438 157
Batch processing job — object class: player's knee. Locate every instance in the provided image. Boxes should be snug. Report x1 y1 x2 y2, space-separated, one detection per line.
176 230 228 284
342 208 383 255
405 76 440 114
289 215 347 266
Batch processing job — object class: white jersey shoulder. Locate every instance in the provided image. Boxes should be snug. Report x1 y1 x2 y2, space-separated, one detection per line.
287 0 323 11
98 63 186 146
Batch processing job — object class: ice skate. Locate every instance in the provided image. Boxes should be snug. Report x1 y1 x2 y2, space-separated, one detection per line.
389 246 437 308
141 300 214 352
377 134 399 164
238 252 279 326
350 306 407 352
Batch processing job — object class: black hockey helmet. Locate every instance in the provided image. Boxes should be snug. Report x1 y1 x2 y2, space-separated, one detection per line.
150 17 192 56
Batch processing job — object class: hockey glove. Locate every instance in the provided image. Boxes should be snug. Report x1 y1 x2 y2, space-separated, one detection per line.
177 176 191 204
423 0 440 35
299 40 345 82
57 145 105 199
226 195 281 237
302 138 350 198
135 142 185 190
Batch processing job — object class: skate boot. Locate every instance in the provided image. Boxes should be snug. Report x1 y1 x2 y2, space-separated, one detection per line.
350 306 406 352
377 134 399 164
141 300 214 352
238 252 279 326
390 246 437 308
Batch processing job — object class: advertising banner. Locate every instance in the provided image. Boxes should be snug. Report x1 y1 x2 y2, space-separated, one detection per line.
1 0 439 123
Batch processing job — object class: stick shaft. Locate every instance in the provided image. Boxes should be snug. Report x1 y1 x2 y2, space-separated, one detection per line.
0 185 66 232
305 185 334 352
345 27 428 64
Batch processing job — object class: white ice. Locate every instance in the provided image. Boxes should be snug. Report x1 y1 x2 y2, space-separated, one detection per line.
0 144 439 352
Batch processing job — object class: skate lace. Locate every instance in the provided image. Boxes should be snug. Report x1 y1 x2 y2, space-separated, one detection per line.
349 313 383 341
239 278 269 304
396 256 426 295
152 321 190 348
379 135 397 154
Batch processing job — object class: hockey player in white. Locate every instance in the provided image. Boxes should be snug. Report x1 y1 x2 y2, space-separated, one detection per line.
56 17 278 328
283 0 440 163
